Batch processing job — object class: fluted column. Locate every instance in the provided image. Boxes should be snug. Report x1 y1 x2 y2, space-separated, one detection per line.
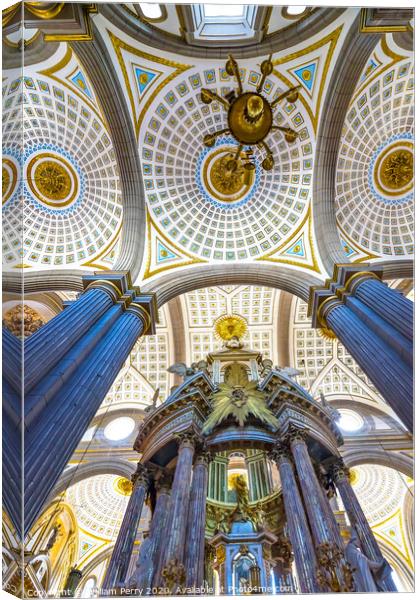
320 298 413 432
24 285 116 393
24 301 153 536
102 464 149 593
310 267 413 433
352 275 413 341
130 473 171 592
268 443 319 593
287 427 353 592
184 450 211 589
331 460 397 592
158 429 200 592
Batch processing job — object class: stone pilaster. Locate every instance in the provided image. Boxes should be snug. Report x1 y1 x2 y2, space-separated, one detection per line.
184 449 211 589
330 460 397 592
268 443 319 593
102 464 150 593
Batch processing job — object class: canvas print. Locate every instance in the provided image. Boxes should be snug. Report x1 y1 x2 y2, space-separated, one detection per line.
1 2 414 598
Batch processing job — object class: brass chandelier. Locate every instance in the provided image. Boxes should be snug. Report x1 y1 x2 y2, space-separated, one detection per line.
201 54 300 172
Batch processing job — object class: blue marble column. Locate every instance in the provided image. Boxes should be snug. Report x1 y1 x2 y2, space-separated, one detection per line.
269 443 320 593
24 286 116 393
158 430 200 592
129 474 171 592
322 299 413 432
331 460 397 592
24 301 152 536
288 427 353 592
102 464 149 593
184 450 211 589
2 329 22 535
352 276 413 341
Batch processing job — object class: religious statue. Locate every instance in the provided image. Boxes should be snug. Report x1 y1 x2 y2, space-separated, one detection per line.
344 533 391 592
252 502 266 532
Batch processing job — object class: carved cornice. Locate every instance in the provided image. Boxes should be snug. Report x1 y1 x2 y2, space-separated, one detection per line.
308 264 383 328
81 272 158 334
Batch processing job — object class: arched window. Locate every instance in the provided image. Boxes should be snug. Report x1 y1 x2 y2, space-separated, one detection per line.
81 576 97 598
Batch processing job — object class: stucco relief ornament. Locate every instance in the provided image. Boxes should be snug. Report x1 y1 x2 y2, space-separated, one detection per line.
161 558 186 591
3 304 45 338
202 362 279 433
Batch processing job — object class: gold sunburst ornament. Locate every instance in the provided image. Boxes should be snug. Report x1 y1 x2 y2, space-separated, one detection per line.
214 314 248 342
203 362 279 434
201 54 300 172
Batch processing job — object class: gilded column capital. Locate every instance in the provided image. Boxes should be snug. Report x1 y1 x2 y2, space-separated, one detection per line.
174 427 203 451
284 424 309 446
268 441 292 463
131 462 150 489
329 459 350 483
155 471 173 495
195 446 212 466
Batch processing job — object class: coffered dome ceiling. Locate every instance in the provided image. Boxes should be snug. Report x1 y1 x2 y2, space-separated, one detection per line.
336 36 413 261
2 45 123 269
97 10 356 281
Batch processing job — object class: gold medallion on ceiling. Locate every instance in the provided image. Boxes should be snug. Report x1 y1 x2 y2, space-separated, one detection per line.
203 147 255 203
27 153 79 208
114 476 133 496
214 314 248 342
373 141 413 197
2 157 18 205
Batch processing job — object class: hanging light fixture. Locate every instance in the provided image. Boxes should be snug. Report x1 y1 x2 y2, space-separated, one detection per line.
201 54 300 172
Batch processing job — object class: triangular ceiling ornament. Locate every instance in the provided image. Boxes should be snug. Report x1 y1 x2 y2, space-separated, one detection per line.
143 210 206 279
78 539 94 560
133 66 158 95
70 69 94 100
39 46 103 122
291 59 319 94
373 510 412 566
257 209 321 273
337 226 379 263
108 30 192 139
272 25 343 133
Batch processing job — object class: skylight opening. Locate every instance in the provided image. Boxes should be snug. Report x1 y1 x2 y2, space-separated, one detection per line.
139 3 163 20
337 409 364 433
286 6 307 16
203 5 246 18
104 416 135 441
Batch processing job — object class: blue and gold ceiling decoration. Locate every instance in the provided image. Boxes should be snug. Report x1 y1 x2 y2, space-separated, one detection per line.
336 35 413 260
108 30 192 139
273 25 343 134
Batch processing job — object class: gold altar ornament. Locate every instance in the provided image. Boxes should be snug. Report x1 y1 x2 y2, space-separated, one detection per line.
201 54 300 171
203 363 278 433
214 314 248 342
